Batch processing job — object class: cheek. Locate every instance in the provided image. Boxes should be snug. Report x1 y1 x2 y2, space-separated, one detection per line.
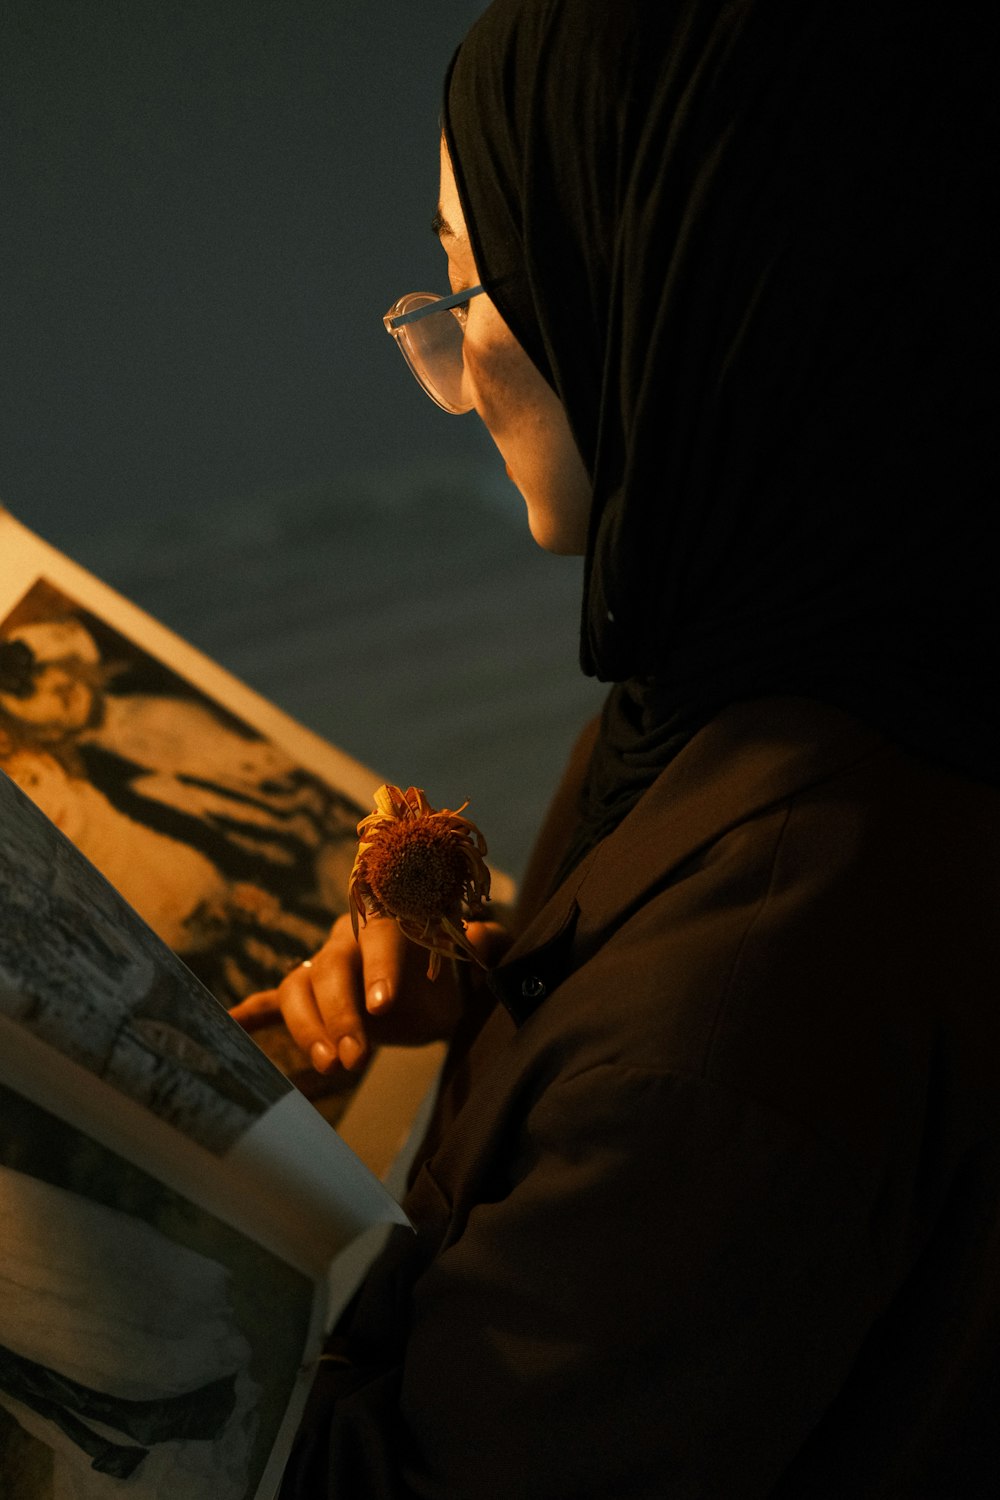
463 336 567 477
462 334 527 430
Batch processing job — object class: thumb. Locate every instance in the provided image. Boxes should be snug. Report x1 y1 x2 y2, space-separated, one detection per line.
465 920 512 968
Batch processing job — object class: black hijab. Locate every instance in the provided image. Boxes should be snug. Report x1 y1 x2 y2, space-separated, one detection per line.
443 0 999 869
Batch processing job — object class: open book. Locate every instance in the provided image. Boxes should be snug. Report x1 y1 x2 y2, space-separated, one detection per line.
0 507 513 1498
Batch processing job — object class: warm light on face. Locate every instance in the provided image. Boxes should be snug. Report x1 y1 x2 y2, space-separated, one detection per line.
435 137 591 555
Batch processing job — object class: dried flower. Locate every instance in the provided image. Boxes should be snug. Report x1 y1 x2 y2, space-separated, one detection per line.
348 784 491 979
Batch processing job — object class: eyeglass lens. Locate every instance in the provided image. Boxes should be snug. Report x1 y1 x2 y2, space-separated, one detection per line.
394 296 471 413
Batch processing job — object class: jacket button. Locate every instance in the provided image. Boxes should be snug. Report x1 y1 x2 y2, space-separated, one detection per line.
521 975 546 1000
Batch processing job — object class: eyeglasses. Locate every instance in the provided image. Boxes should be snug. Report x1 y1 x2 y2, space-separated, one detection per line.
383 285 485 414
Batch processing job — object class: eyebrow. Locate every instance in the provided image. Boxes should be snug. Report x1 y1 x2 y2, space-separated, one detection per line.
431 205 455 240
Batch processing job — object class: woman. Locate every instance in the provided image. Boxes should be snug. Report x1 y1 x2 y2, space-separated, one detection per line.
245 1 1000 1493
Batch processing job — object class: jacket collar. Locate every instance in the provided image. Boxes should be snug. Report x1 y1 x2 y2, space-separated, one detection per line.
490 697 890 1024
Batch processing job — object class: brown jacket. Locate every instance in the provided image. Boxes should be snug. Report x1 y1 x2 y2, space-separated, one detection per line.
286 698 1000 1498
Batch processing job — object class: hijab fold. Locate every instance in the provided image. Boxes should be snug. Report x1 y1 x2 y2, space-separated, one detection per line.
444 0 1000 871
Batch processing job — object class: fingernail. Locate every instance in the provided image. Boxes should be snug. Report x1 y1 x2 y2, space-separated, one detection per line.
310 1040 337 1072
339 1035 364 1069
368 982 390 1013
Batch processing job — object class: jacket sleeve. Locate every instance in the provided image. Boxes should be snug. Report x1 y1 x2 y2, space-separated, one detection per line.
299 1064 884 1499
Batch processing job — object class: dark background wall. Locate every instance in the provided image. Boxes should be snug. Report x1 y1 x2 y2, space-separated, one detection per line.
0 1 604 879
1 0 495 526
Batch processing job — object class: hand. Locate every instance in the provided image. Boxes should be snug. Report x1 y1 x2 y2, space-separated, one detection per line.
229 912 509 1075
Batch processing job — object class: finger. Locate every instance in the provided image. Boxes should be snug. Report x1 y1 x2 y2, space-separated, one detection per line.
228 989 281 1030
356 914 413 1015
304 937 372 1072
277 964 353 1074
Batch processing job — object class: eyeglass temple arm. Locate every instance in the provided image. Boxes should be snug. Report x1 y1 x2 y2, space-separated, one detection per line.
385 285 485 331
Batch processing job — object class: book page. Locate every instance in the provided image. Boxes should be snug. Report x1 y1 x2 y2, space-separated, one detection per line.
0 1071 324 1500
0 508 374 1040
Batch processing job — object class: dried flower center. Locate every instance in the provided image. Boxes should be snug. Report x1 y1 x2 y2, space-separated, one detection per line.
363 818 468 922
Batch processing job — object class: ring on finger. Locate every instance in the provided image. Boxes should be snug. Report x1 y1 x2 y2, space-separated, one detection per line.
284 957 313 975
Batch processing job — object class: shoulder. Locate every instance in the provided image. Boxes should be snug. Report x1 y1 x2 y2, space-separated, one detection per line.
487 701 1000 1202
